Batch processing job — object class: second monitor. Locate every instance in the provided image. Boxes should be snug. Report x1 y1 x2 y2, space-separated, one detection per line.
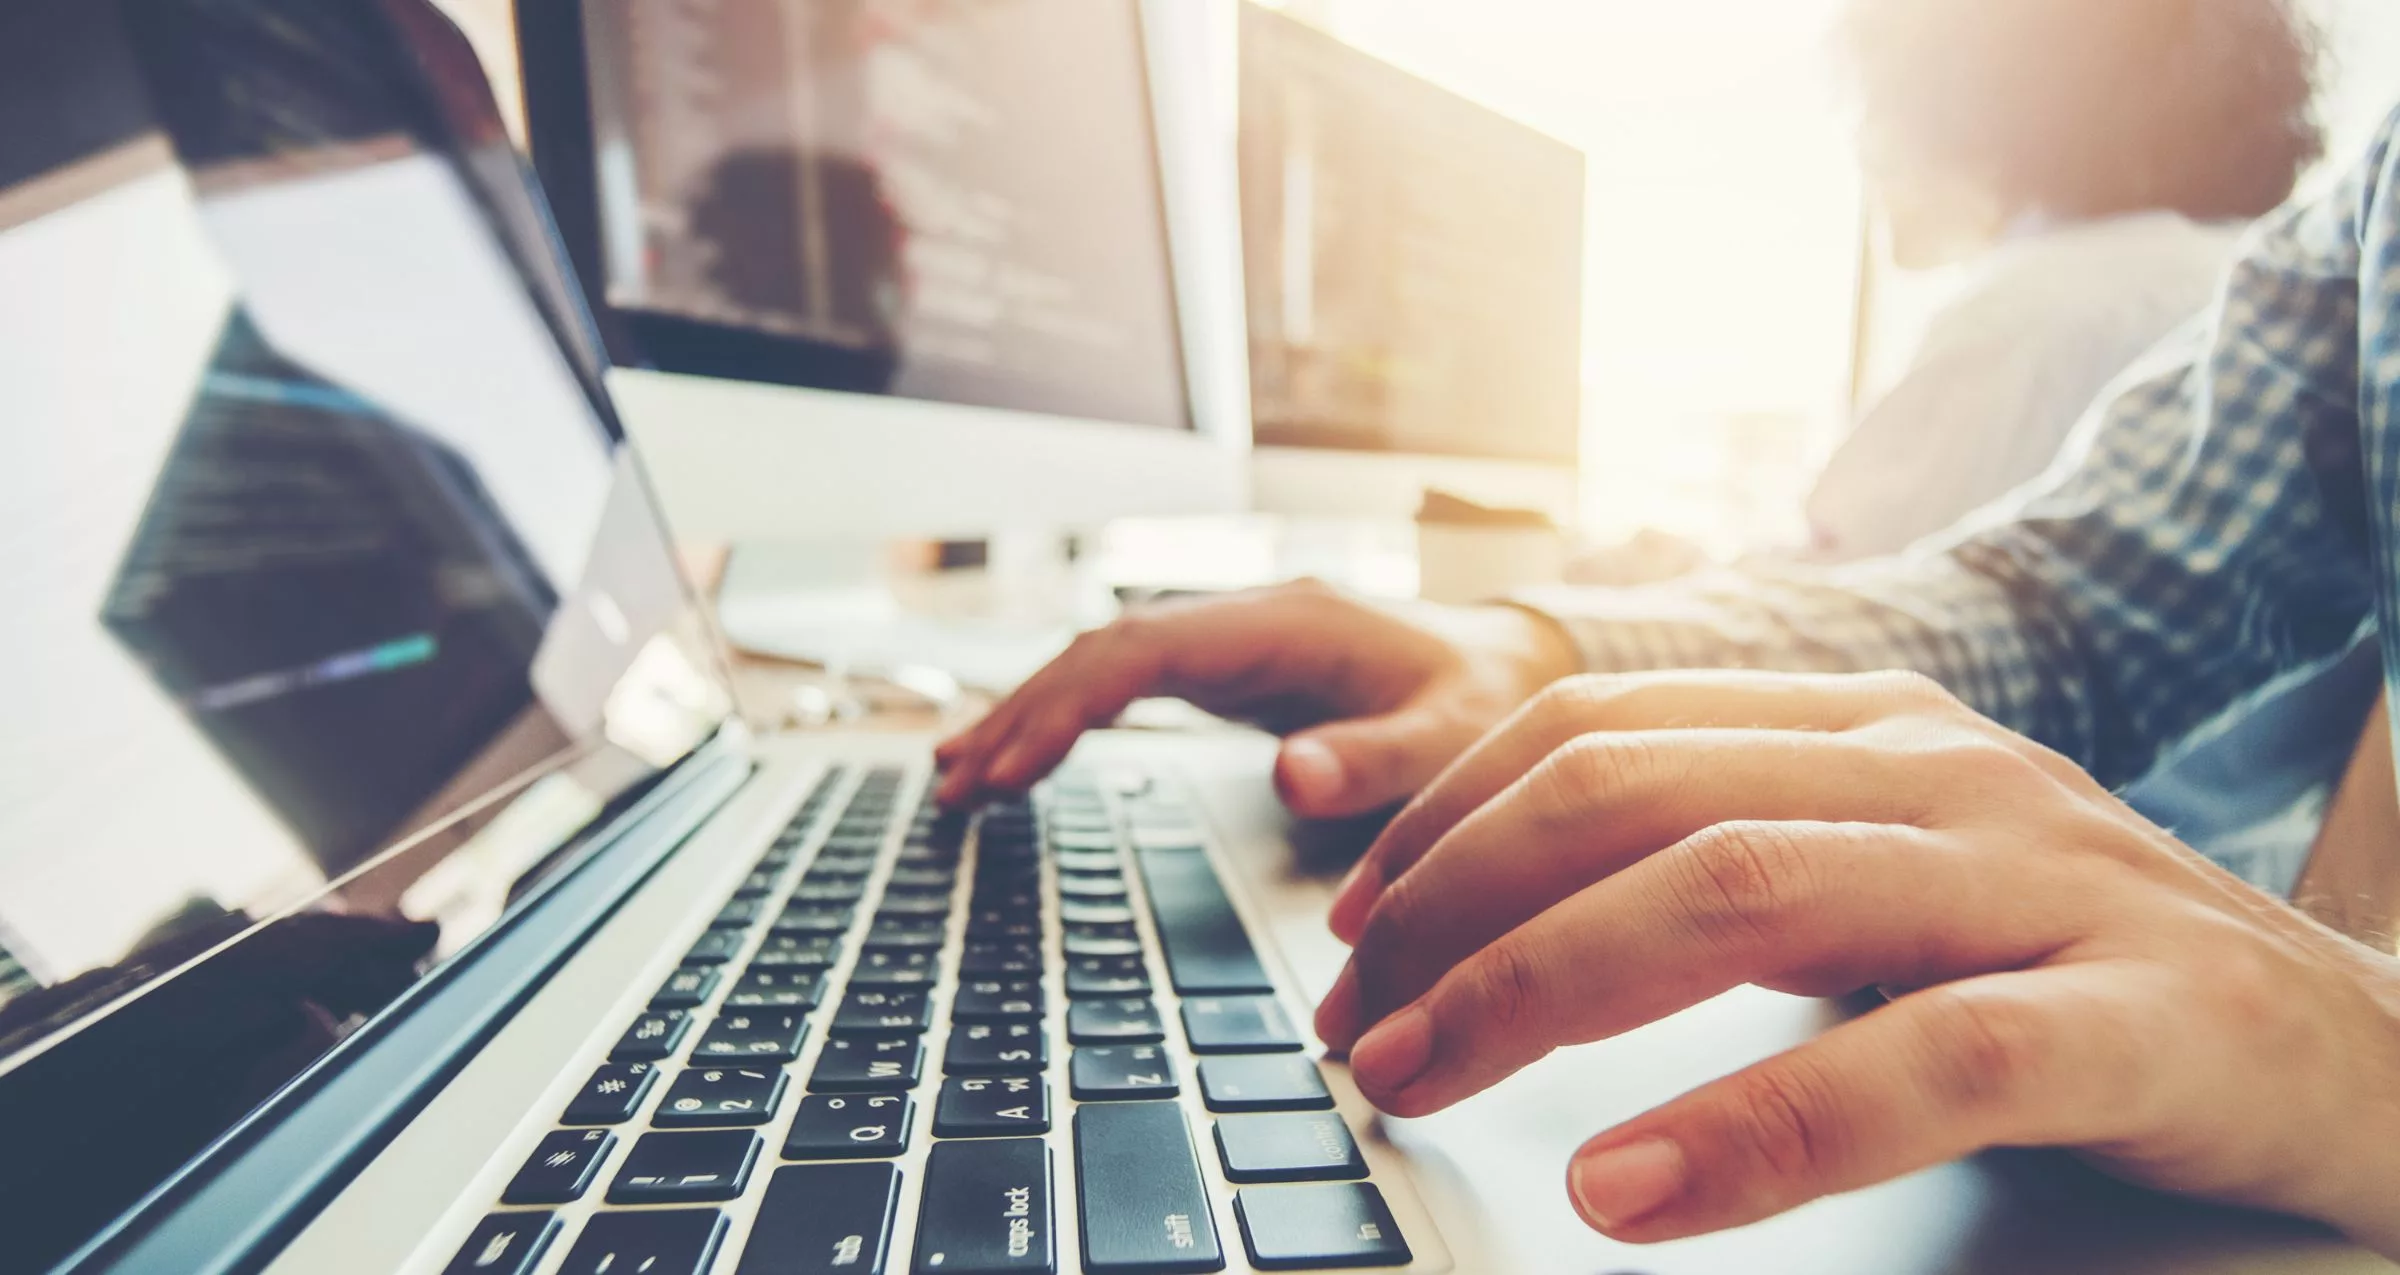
1239 3 1587 520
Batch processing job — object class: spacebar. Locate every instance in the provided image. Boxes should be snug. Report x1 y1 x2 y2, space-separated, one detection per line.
1135 847 1272 994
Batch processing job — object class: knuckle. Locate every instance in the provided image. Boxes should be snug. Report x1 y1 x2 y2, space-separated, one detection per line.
1919 987 2058 1115
1726 1061 1842 1185
1464 936 1553 1035
1678 821 1820 940
1532 673 1623 729
1861 668 1959 711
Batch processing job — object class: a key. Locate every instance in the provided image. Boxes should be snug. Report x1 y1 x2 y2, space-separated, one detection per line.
713 898 765 929
556 1209 727 1275
693 1010 810 1062
945 1021 1048 1075
1062 926 1142 959
1056 873 1127 900
607 1129 760 1204
736 1162 902 1275
935 1075 1051 1137
727 965 827 1009
1067 999 1165 1044
563 1061 658 1125
611 1009 693 1062
440 1212 556 1275
1181 996 1303 1054
773 905 856 936
834 988 934 1034
912 1138 1056 1274
849 949 939 986
960 941 1042 977
750 934 842 968
811 1034 927 1092
865 917 949 950
502 1128 615 1205
952 978 1044 1022
654 1065 787 1128
1070 1045 1179 1100
1073 1101 1224 1274
651 967 721 1011
783 1093 914 1159
1137 849 1273 994
1067 956 1150 998
1234 1183 1410 1270
1059 901 1136 927
1214 1112 1367 1182
1197 1055 1333 1113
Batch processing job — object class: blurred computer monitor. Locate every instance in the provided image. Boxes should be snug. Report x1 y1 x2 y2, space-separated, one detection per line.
518 0 1250 541
1239 2 1585 521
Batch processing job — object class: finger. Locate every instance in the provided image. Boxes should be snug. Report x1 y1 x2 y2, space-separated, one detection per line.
1341 820 2089 1109
1274 694 1484 819
1326 669 1954 942
1563 963 2164 1241
1324 729 1948 1043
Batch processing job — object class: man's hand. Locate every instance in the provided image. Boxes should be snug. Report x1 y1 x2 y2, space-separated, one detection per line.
1314 669 2400 1256
934 580 1577 817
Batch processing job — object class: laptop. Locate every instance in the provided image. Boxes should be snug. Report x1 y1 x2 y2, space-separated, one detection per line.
1 2 2391 1273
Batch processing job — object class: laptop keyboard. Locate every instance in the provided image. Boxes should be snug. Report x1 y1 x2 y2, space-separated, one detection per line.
438 763 1415 1275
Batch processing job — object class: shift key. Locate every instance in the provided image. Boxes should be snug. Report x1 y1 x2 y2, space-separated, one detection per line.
1074 1102 1224 1274
912 1139 1055 1274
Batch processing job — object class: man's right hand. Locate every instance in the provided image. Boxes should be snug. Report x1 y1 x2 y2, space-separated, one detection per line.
933 579 1580 817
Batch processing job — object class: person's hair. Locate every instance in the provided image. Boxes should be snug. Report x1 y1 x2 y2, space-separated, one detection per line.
1841 0 2324 222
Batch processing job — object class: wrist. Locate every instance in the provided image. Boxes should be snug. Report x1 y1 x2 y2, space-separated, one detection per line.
2305 951 2400 1258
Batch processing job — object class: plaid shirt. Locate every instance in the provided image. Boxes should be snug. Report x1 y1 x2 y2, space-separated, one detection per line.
1524 111 2400 791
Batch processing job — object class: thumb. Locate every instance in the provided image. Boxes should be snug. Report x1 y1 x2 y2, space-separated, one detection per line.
1274 701 1470 818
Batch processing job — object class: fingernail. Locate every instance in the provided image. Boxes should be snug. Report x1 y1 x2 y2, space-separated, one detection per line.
1570 1139 1685 1233
1315 963 1363 1049
1279 738 1345 810
1348 1004 1434 1099
986 743 1027 787
1327 858 1382 943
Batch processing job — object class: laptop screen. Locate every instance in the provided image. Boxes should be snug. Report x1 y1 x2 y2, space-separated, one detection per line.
0 0 732 1261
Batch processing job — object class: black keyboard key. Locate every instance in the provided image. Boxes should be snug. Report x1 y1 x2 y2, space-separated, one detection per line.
1054 849 1121 874
849 949 939 986
1181 996 1303 1054
887 865 957 892
558 1209 728 1275
814 853 881 878
811 1034 927 1092
793 879 867 904
952 978 1044 1022
608 1129 760 1204
750 934 842 968
945 1021 1048 1075
912 1139 1056 1274
1066 957 1150 998
655 1065 787 1128
1062 927 1142 959
1049 829 1118 852
1067 999 1165 1044
1197 1055 1333 1113
876 893 953 918
651 967 722 1011
1073 1102 1224 1274
865 917 949 950
737 1163 902 1275
1056 873 1127 900
1214 1112 1366 1182
611 1009 693 1062
1137 848 1273 994
694 1010 810 1062
960 941 1042 977
1235 1184 1409 1270
834 988 934 1034
682 931 746 967
728 965 827 1009
1059 901 1136 927
935 1075 1051 1137
1070 1045 1179 1101
731 867 784 899
502 1128 616 1205
441 1212 556 1275
713 898 766 929
564 1061 659 1125
773 905 857 936
784 1093 914 1159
